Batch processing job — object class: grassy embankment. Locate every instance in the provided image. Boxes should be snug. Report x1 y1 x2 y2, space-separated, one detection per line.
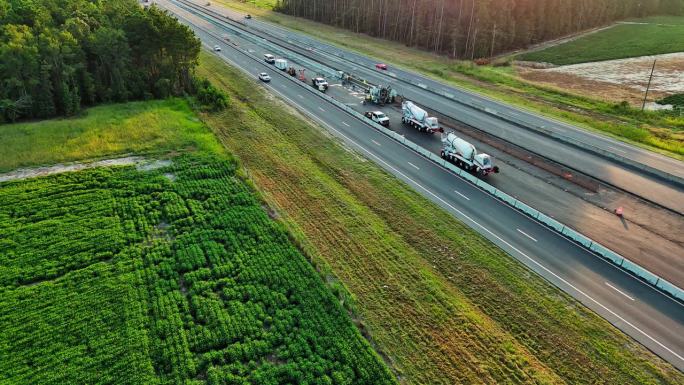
196 50 684 384
0 99 396 384
0 98 223 172
215 0 684 158
521 16 684 65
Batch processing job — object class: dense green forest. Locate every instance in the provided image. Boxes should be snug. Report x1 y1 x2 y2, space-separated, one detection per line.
275 0 684 59
0 0 201 122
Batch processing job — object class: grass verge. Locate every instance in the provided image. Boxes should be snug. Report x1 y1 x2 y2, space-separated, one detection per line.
0 98 224 172
196 50 684 384
214 0 684 158
520 16 684 65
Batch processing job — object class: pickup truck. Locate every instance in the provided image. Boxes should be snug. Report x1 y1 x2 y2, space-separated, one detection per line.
312 77 329 92
364 111 390 127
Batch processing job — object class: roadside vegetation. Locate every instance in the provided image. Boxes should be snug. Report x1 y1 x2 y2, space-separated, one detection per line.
214 0 684 158
520 16 684 65
0 99 223 172
196 51 684 384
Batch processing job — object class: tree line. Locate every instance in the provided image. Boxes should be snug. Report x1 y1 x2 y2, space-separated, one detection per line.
0 0 205 123
275 0 684 59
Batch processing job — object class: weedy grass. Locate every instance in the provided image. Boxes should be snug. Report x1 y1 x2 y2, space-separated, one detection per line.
212 0 684 158
196 50 684 384
520 16 684 65
0 98 224 172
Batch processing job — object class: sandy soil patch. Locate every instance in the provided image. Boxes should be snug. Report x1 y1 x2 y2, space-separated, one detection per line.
518 52 684 106
0 157 172 183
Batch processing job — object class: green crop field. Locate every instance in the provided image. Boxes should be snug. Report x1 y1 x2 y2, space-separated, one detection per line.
0 155 396 384
520 16 684 65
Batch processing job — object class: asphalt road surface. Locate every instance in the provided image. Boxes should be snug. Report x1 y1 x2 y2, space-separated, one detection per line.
158 0 684 371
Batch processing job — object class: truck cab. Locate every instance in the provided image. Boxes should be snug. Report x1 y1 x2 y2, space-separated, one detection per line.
312 77 329 91
264 54 275 64
364 111 390 127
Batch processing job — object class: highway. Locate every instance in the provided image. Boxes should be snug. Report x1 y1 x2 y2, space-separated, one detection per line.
237 11 684 214
195 2 684 214
157 0 684 371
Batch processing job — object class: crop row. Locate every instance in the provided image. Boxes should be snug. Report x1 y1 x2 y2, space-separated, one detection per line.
0 154 395 384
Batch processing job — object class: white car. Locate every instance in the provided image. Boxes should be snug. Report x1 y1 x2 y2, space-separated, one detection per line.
213 45 221 52
258 73 271 82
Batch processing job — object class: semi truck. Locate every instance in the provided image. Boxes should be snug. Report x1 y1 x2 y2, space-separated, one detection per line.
402 101 441 133
441 132 499 176
274 58 288 71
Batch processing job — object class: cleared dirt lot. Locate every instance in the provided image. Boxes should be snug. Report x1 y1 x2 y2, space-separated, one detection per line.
518 52 684 107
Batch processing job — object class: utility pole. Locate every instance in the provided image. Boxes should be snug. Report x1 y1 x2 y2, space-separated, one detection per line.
641 59 656 111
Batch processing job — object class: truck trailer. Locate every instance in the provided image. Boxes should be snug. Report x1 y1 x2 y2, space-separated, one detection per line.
274 59 288 71
402 101 441 133
441 132 499 176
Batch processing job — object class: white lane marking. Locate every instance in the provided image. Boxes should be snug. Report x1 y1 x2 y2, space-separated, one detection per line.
454 190 470 201
408 162 420 170
606 282 635 301
372 140 381 146
607 146 628 154
517 229 538 243
200 23 683 364
297 94 304 99
318 107 326 112
342 121 350 127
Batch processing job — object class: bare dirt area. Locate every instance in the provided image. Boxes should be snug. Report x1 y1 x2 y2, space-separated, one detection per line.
0 157 171 183
518 52 684 106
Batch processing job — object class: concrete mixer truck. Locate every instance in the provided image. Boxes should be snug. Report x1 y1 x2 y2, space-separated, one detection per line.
402 101 442 133
441 132 499 177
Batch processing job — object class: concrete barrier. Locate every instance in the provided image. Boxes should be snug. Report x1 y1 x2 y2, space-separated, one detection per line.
536 212 565 233
621 259 660 286
561 227 593 249
590 243 624 266
657 280 684 301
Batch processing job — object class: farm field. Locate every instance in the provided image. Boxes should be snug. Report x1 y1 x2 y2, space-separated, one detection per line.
196 51 684 384
0 102 396 384
520 16 684 65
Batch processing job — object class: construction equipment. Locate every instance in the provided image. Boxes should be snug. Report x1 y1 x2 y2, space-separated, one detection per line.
401 101 441 133
363 84 396 106
441 132 499 176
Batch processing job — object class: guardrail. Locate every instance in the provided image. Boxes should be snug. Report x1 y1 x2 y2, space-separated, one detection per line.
177 0 684 302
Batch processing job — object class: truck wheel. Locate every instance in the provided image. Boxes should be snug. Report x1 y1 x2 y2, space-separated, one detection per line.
440 151 445 159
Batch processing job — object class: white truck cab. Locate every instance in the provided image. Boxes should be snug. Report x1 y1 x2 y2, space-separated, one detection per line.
365 111 390 127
